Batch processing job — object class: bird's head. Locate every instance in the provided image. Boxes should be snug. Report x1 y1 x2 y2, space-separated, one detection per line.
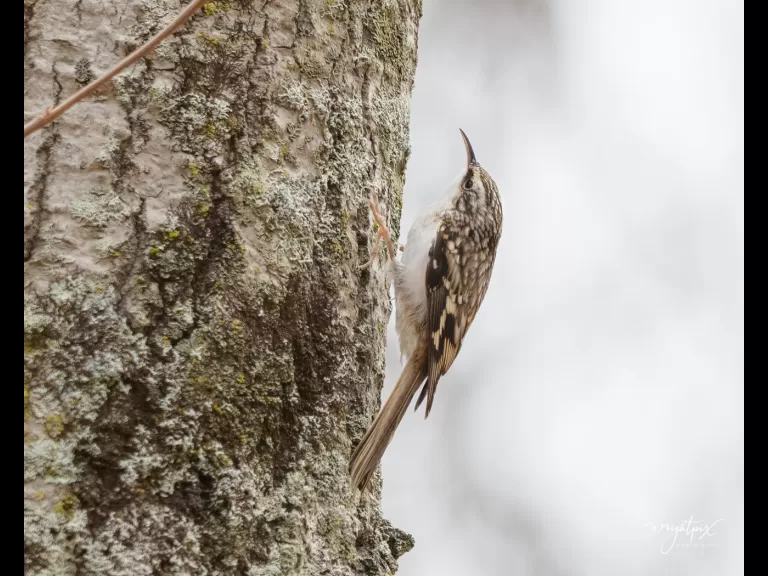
454 129 500 218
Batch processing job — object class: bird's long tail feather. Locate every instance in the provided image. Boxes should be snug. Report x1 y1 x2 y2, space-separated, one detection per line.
349 348 426 491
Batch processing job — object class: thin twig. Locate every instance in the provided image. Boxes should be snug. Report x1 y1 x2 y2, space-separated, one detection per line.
23 0 207 138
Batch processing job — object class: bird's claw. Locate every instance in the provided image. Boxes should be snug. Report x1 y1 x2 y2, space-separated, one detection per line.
359 189 396 269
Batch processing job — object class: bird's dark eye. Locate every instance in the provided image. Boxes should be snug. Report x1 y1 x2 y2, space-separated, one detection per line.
463 178 473 190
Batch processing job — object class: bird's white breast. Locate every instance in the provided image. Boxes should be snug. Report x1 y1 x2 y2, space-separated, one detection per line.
392 177 460 362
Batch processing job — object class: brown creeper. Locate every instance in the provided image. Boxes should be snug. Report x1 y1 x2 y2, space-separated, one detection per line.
350 130 503 491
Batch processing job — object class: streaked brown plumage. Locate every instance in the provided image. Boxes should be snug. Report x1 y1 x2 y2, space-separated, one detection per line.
350 130 503 491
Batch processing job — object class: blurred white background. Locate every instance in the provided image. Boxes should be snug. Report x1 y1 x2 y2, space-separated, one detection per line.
381 0 743 575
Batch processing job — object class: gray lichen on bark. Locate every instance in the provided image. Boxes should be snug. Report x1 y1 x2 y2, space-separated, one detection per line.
24 0 421 574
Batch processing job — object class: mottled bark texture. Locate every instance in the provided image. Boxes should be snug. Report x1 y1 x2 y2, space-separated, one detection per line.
24 1 420 574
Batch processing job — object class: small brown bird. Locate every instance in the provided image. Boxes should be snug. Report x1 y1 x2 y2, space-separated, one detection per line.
350 129 503 491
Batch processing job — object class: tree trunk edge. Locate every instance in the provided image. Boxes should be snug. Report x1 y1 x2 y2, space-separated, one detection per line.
24 0 422 574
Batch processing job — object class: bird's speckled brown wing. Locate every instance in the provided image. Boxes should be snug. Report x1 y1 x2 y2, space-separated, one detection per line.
415 222 468 418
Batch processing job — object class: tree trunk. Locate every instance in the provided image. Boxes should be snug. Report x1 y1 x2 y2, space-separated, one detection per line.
24 1 420 574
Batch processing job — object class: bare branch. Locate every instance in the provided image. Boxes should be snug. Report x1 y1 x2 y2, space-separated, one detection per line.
23 0 207 138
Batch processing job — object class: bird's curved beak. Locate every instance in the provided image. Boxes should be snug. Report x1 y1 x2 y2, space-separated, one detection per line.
459 128 477 167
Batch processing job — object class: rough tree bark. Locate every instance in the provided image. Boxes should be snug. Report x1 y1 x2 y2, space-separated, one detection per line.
24 1 421 574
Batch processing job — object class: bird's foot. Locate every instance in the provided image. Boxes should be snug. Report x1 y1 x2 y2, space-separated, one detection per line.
359 189 396 269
